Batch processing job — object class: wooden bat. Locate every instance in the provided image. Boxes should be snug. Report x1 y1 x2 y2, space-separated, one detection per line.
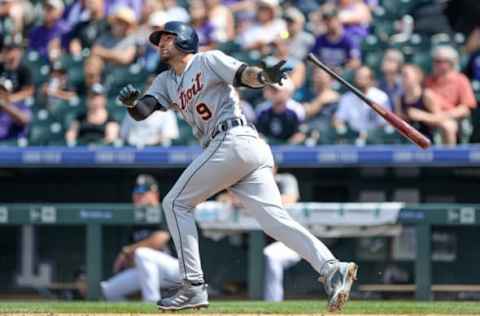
307 53 431 149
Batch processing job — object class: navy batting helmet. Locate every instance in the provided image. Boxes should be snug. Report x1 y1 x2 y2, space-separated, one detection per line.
149 21 199 53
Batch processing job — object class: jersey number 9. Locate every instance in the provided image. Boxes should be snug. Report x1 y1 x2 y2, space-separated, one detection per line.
196 103 212 120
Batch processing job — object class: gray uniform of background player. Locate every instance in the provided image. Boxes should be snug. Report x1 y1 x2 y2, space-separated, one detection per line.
145 49 336 283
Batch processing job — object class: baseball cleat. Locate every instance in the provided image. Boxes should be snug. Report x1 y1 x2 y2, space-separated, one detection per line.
320 261 358 312
157 282 209 311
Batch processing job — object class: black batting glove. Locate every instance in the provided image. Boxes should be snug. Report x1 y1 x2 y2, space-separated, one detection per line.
259 60 292 85
118 84 141 108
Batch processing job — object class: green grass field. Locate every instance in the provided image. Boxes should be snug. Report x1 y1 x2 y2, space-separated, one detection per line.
1 300 480 315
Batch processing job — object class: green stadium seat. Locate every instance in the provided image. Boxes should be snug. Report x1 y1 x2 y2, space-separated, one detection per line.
334 126 360 145
367 126 407 145
23 50 51 85
28 109 53 145
380 0 413 18
60 54 86 87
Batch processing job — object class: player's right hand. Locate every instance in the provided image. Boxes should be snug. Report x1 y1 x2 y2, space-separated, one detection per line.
118 84 140 108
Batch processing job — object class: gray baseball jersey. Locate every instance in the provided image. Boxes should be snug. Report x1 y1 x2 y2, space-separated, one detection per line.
145 50 247 147
149 49 341 292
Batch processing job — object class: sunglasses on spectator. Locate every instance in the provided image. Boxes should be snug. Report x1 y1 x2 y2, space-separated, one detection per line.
433 58 451 64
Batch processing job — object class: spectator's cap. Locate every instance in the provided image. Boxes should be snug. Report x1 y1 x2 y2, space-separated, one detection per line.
149 10 167 28
110 6 137 26
283 7 305 24
322 5 339 19
89 83 106 96
269 77 294 94
133 174 159 193
0 77 13 92
45 0 65 11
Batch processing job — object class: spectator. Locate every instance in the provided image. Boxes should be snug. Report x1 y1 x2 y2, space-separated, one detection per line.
91 6 138 66
28 0 69 60
190 0 217 51
237 0 287 51
425 46 476 143
205 0 235 43
67 0 109 54
303 67 339 140
333 66 389 141
121 105 179 147
74 55 105 97
263 165 300 302
65 83 119 146
256 78 306 144
396 64 441 144
283 7 315 61
465 26 480 81
336 0 372 44
269 37 306 89
378 49 404 109
101 174 181 302
40 61 77 109
0 77 31 142
0 38 34 103
310 5 361 72
0 0 24 36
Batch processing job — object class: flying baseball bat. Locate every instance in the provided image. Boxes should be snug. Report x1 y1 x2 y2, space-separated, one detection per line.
307 53 431 149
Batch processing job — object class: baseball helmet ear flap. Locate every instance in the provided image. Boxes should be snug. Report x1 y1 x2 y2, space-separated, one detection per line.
148 21 199 53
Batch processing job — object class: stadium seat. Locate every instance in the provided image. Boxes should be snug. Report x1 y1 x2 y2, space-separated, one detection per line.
28 109 53 145
367 126 407 145
60 54 85 88
23 50 50 85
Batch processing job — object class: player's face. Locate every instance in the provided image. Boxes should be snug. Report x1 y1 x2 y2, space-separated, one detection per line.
158 33 178 62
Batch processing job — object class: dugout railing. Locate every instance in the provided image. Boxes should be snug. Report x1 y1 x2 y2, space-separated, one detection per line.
1 203 479 300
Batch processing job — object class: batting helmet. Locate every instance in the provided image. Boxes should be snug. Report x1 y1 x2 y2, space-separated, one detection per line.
149 21 199 53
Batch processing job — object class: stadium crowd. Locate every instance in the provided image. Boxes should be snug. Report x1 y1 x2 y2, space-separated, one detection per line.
1 0 480 147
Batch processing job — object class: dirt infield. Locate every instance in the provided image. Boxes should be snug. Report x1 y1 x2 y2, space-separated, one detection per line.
1 314 478 316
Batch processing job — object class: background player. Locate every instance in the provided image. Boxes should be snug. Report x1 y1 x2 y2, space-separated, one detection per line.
100 175 181 302
118 21 357 312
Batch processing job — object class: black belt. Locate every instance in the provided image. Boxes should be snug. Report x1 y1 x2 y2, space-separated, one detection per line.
211 118 249 139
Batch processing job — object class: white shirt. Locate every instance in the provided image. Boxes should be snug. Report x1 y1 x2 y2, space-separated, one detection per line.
121 110 179 147
335 87 390 133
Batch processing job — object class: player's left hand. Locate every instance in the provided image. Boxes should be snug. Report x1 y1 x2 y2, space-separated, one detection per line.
260 60 292 85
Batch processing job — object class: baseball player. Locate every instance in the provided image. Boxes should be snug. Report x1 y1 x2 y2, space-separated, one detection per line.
118 21 357 312
100 175 181 302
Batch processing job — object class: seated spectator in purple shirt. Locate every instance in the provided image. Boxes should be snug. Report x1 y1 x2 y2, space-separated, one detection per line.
310 5 361 72
256 78 306 144
28 0 70 60
0 77 31 142
190 0 216 51
91 6 137 66
337 0 372 45
0 38 34 104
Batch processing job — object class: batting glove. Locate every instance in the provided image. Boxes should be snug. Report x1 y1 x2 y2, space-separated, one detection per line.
259 60 292 85
118 84 141 108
